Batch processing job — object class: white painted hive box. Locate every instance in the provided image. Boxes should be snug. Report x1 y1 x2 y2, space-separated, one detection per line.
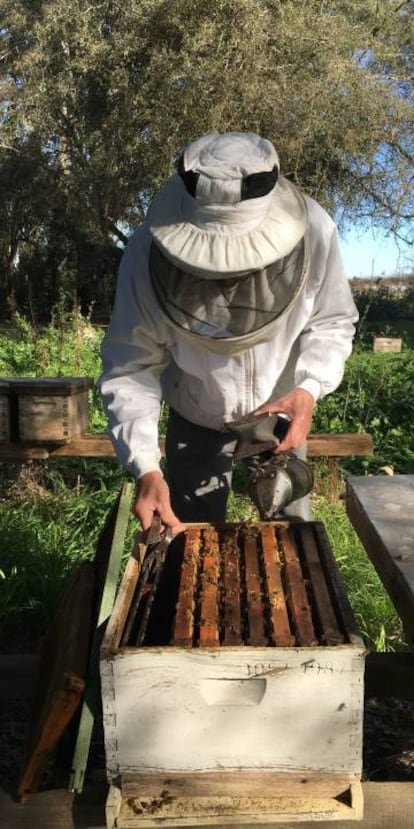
101 521 365 825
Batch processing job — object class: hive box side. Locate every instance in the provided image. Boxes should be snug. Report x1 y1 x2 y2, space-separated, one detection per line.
6 377 93 443
18 390 90 442
101 553 142 781
102 646 364 781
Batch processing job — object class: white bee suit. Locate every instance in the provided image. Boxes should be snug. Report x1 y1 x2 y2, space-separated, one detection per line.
98 194 358 481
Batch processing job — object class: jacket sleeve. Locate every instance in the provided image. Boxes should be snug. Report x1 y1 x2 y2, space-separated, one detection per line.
294 222 359 401
98 231 171 479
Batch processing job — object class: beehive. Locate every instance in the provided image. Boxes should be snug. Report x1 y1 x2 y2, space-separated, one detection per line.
4 377 93 443
373 336 402 353
101 521 365 826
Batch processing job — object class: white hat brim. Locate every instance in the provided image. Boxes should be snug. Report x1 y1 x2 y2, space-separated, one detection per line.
147 174 307 275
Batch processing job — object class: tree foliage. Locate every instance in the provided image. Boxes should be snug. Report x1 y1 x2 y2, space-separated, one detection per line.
1 0 413 318
354 284 414 321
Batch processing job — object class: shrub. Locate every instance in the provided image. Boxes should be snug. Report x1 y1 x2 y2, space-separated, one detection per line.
314 350 414 474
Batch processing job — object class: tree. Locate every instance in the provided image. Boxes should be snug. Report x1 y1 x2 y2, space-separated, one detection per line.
0 0 412 318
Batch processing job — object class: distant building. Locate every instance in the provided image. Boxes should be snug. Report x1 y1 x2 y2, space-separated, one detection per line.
349 274 414 293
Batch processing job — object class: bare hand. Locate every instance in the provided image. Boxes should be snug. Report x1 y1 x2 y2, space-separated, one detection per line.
254 388 315 453
134 471 185 533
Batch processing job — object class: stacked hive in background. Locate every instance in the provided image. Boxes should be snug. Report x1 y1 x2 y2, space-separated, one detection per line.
0 377 93 443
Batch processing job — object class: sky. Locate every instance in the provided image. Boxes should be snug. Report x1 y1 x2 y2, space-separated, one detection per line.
339 226 413 280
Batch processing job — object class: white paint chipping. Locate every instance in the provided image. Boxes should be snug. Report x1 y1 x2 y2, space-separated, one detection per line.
101 648 365 779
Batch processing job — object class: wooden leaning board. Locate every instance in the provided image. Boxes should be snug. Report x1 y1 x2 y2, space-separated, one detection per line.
101 521 365 827
17 482 134 801
346 475 414 646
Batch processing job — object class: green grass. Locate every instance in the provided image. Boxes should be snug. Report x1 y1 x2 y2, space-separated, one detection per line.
0 459 136 652
313 496 402 652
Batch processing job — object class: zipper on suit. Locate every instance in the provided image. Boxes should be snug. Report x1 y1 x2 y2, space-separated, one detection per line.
244 350 253 413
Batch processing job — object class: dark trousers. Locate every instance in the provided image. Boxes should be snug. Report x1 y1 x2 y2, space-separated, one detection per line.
165 408 312 523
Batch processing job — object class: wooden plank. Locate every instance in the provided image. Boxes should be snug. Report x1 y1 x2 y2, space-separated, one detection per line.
17 560 95 801
6 378 93 394
3 782 414 829
119 568 147 648
0 443 50 460
48 434 117 456
305 433 373 457
222 526 243 646
121 770 355 799
172 528 201 647
243 527 267 646
261 524 295 647
198 527 220 647
312 522 364 647
31 561 94 714
70 482 134 794
18 673 85 802
0 432 373 460
115 776 364 824
297 524 345 646
279 527 317 646
116 793 361 825
102 555 140 655
327 457 340 503
346 475 414 645
106 784 122 828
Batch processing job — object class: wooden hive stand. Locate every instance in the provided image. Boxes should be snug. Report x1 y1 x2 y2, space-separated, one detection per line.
0 431 374 503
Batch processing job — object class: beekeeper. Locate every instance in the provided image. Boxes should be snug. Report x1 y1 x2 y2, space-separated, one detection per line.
99 132 357 530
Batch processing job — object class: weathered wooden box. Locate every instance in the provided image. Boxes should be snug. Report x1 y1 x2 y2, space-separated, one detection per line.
1 377 93 443
373 336 402 353
101 521 365 826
